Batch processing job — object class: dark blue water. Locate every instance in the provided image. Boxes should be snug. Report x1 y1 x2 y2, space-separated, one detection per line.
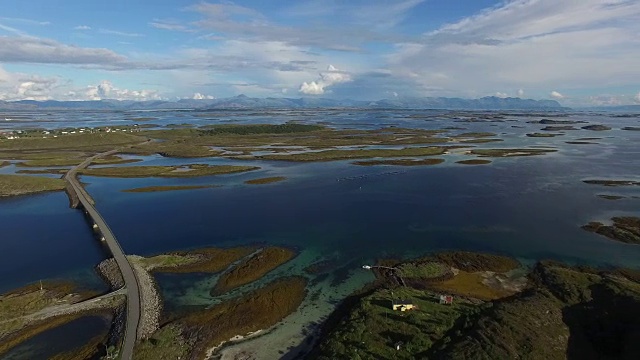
2 315 109 360
0 192 108 293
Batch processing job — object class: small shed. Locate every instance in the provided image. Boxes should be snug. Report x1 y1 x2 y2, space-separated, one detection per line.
439 294 454 305
392 299 415 311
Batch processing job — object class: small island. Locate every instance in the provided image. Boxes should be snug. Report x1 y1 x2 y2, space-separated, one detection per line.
352 158 445 166
582 217 640 245
582 124 611 131
244 176 287 184
455 159 492 165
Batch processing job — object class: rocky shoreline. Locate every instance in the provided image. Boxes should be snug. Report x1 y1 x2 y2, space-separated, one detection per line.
96 256 163 340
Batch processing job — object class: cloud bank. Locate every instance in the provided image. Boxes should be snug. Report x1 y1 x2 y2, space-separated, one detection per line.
299 65 352 95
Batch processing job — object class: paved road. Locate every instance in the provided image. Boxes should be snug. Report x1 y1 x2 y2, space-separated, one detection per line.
64 151 141 360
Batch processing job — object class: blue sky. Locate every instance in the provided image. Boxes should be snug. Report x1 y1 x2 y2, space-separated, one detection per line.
0 0 639 106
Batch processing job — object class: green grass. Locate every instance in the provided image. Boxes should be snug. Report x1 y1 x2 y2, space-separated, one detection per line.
138 254 202 270
244 176 287 184
134 324 192 360
200 123 324 135
353 158 445 166
470 148 557 157
314 287 479 360
526 133 562 137
124 141 220 158
79 164 259 178
398 262 450 279
212 247 296 295
253 147 449 162
181 277 307 358
0 132 145 151
0 161 9 168
0 174 66 197
456 159 492 165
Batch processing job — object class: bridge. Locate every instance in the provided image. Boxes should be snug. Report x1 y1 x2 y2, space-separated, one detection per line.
64 151 141 360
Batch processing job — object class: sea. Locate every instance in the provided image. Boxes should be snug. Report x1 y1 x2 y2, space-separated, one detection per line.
0 108 639 358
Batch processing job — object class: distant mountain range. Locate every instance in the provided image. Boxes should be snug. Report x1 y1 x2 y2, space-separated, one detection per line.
0 95 567 111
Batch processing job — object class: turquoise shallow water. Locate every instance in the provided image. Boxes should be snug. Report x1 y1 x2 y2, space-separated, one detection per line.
0 109 639 356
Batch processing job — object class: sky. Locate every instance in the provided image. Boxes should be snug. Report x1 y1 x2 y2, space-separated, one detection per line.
0 0 639 106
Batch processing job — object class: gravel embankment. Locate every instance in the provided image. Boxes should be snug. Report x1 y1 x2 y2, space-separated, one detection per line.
128 255 162 340
96 258 125 289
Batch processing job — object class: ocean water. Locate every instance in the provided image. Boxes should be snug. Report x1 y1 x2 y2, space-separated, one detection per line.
0 109 639 356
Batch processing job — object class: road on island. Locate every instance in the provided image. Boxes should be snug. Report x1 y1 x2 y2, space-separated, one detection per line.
64 150 141 360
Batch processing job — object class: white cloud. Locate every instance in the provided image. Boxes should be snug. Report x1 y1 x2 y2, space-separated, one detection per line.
99 28 144 37
74 25 91 30
495 92 508 98
0 36 127 65
550 91 564 99
517 89 524 97
84 80 161 101
299 65 352 95
149 20 193 32
192 92 214 100
389 0 640 97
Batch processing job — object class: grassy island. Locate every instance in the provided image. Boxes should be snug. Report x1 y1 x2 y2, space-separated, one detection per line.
79 164 259 178
469 148 556 157
244 176 287 184
0 161 9 168
583 179 640 187
212 247 296 295
135 277 307 360
526 132 562 137
582 217 640 244
353 158 445 166
148 247 257 273
0 174 66 197
541 125 578 131
455 159 492 165
251 147 451 162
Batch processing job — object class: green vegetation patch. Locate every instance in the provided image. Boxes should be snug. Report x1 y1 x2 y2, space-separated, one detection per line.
453 132 497 138
353 158 445 166
0 174 66 197
470 148 557 157
151 247 257 274
244 176 287 184
313 287 480 360
459 138 503 144
182 277 307 358
455 159 492 165
122 185 219 193
0 161 10 168
434 251 520 273
212 247 296 295
139 126 454 150
583 179 640 187
398 262 450 279
200 123 324 135
526 132 562 137
597 194 625 200
124 141 220 158
254 147 449 162
133 324 192 360
78 164 259 178
582 217 640 244
0 132 145 151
